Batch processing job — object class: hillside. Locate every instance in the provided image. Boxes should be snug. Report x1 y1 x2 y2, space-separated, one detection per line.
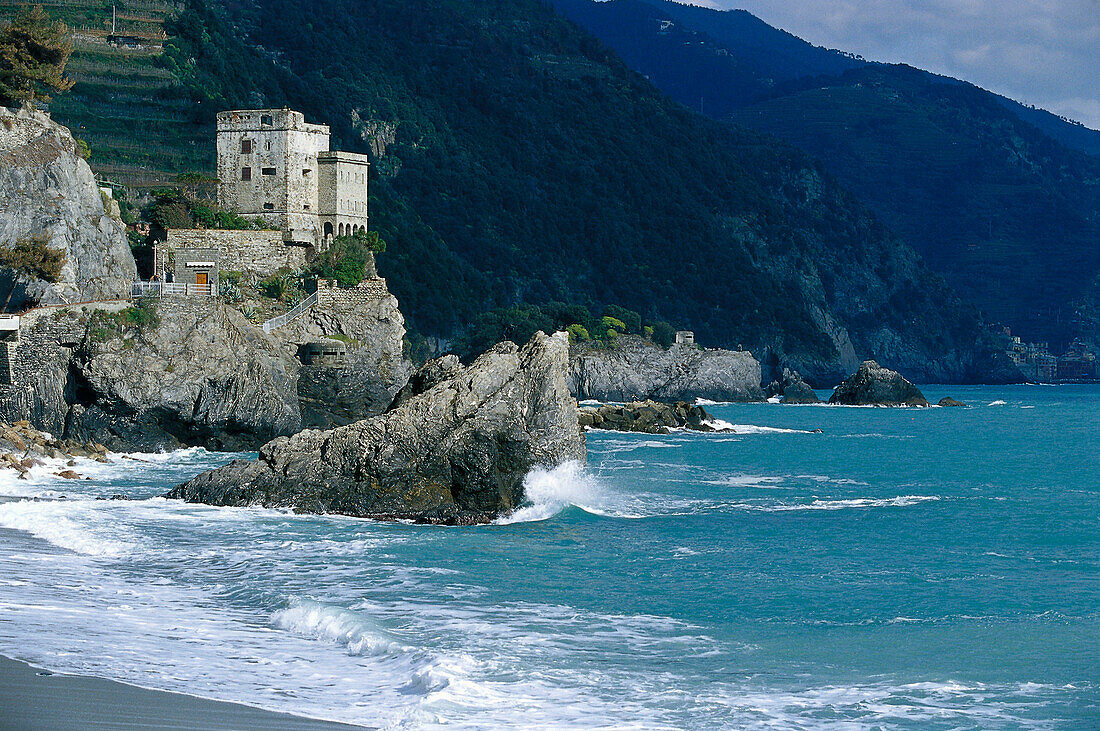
4 0 1011 382
552 0 1100 349
0 1 212 188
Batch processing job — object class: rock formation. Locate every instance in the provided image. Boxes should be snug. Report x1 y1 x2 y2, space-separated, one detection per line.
569 336 763 403
167 331 585 524
0 106 136 307
272 271 412 427
765 368 822 404
0 299 303 452
829 360 930 407
579 400 716 434
938 397 966 407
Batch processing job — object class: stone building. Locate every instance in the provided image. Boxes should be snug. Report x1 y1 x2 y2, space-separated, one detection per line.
216 109 369 247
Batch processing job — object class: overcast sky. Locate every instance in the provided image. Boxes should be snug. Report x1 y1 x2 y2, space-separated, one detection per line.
691 0 1100 129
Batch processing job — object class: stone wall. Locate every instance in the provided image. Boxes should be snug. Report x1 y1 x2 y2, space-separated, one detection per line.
316 277 391 308
162 229 310 278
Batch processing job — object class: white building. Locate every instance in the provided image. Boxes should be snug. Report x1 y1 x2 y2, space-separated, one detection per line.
216 109 369 247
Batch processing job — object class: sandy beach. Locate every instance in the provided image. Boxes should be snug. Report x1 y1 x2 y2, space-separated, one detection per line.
0 654 366 730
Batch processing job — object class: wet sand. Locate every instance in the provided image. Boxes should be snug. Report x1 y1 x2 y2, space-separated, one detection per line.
0 654 367 730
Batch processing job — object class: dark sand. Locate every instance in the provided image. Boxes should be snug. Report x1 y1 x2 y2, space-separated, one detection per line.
0 654 367 730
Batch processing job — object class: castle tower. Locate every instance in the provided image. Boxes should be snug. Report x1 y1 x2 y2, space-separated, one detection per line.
216 109 370 247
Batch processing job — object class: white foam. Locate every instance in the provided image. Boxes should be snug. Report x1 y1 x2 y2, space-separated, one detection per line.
988 400 1007 406
497 461 645 523
271 598 410 657
766 395 781 404
704 419 814 434
0 499 134 557
758 495 942 512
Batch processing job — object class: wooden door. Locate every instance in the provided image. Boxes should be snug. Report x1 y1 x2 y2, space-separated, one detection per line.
196 272 208 286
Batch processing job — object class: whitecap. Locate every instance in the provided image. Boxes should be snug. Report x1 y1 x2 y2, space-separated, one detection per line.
988 400 1007 406
271 598 410 658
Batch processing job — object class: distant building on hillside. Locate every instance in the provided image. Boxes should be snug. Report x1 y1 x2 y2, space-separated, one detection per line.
216 109 369 248
675 330 695 346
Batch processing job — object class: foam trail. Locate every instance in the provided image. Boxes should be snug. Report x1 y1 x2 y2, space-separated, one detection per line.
271 598 409 658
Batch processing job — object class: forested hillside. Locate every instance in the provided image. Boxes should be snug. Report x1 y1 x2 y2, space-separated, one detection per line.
153 0 1006 382
553 0 1100 349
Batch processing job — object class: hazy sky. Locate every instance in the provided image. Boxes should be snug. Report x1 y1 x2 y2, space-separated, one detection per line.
691 0 1100 129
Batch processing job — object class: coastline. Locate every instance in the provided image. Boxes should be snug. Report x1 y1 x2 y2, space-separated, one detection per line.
0 654 367 730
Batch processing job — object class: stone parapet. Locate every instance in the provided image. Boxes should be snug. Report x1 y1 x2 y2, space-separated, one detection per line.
162 229 310 278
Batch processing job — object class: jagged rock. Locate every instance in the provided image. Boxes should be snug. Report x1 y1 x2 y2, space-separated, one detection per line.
0 106 136 307
938 397 966 407
66 299 302 451
273 270 412 427
167 331 585 524
388 354 463 410
579 400 715 434
569 335 763 402
764 368 822 404
829 361 930 407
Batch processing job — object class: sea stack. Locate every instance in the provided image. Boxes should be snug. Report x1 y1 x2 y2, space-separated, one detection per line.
829 360 930 407
167 331 585 524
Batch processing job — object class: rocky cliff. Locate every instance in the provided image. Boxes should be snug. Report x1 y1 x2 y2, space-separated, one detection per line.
0 299 302 451
168 331 585 524
569 336 763 402
0 106 136 308
273 275 412 427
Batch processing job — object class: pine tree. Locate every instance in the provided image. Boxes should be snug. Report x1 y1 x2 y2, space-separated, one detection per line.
0 5 74 107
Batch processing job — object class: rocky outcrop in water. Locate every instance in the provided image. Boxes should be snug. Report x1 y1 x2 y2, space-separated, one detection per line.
765 368 822 404
0 420 109 480
938 397 966 407
0 106 136 308
167 331 585 524
829 360 929 407
579 400 716 434
569 336 763 402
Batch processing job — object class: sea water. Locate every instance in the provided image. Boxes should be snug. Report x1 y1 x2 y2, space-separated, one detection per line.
0 385 1096 729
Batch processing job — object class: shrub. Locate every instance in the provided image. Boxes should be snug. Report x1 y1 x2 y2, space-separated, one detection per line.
601 315 626 334
0 237 66 282
650 321 676 348
566 323 590 342
259 267 297 301
310 231 386 287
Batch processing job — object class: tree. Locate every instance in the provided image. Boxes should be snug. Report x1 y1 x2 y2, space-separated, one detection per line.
651 321 676 348
0 5 74 107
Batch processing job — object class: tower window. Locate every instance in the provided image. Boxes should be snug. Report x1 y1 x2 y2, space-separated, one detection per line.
260 114 273 126
263 203 275 210
241 139 253 154
262 167 276 176
302 168 311 176
241 167 252 181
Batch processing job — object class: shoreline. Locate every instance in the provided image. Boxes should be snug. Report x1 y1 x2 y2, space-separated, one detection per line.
0 654 368 730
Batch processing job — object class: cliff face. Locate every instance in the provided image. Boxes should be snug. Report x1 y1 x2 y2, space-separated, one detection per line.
168 331 585 524
569 336 764 402
0 106 136 308
0 299 302 452
272 276 413 427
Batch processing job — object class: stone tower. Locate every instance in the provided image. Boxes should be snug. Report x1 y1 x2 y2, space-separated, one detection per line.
216 109 369 247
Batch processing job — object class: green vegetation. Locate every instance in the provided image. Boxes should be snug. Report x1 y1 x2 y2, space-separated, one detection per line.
258 267 300 302
452 301 676 361
144 190 271 231
89 299 161 341
0 237 66 282
0 5 74 106
310 231 385 288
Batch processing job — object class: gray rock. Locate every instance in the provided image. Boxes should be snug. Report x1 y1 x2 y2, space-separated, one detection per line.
579 400 715 434
938 397 966 407
778 368 822 404
0 106 135 306
388 354 463 410
569 335 763 402
167 331 585 524
67 299 302 451
829 360 929 407
273 271 412 426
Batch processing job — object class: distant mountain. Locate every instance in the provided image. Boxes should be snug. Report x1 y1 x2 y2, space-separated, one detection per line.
553 0 1100 349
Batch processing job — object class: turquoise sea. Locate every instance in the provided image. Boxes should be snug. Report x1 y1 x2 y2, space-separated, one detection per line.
0 385 1097 729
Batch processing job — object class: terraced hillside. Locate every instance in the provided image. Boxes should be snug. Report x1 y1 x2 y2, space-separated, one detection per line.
0 0 210 187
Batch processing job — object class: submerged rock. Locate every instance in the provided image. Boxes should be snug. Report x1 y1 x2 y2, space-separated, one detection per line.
829 360 929 407
167 331 585 524
569 335 763 403
579 400 716 434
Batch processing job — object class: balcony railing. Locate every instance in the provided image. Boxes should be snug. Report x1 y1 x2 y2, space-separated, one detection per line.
131 281 214 298
262 290 319 333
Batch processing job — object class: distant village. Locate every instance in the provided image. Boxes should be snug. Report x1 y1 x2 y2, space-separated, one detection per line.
1000 329 1098 382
